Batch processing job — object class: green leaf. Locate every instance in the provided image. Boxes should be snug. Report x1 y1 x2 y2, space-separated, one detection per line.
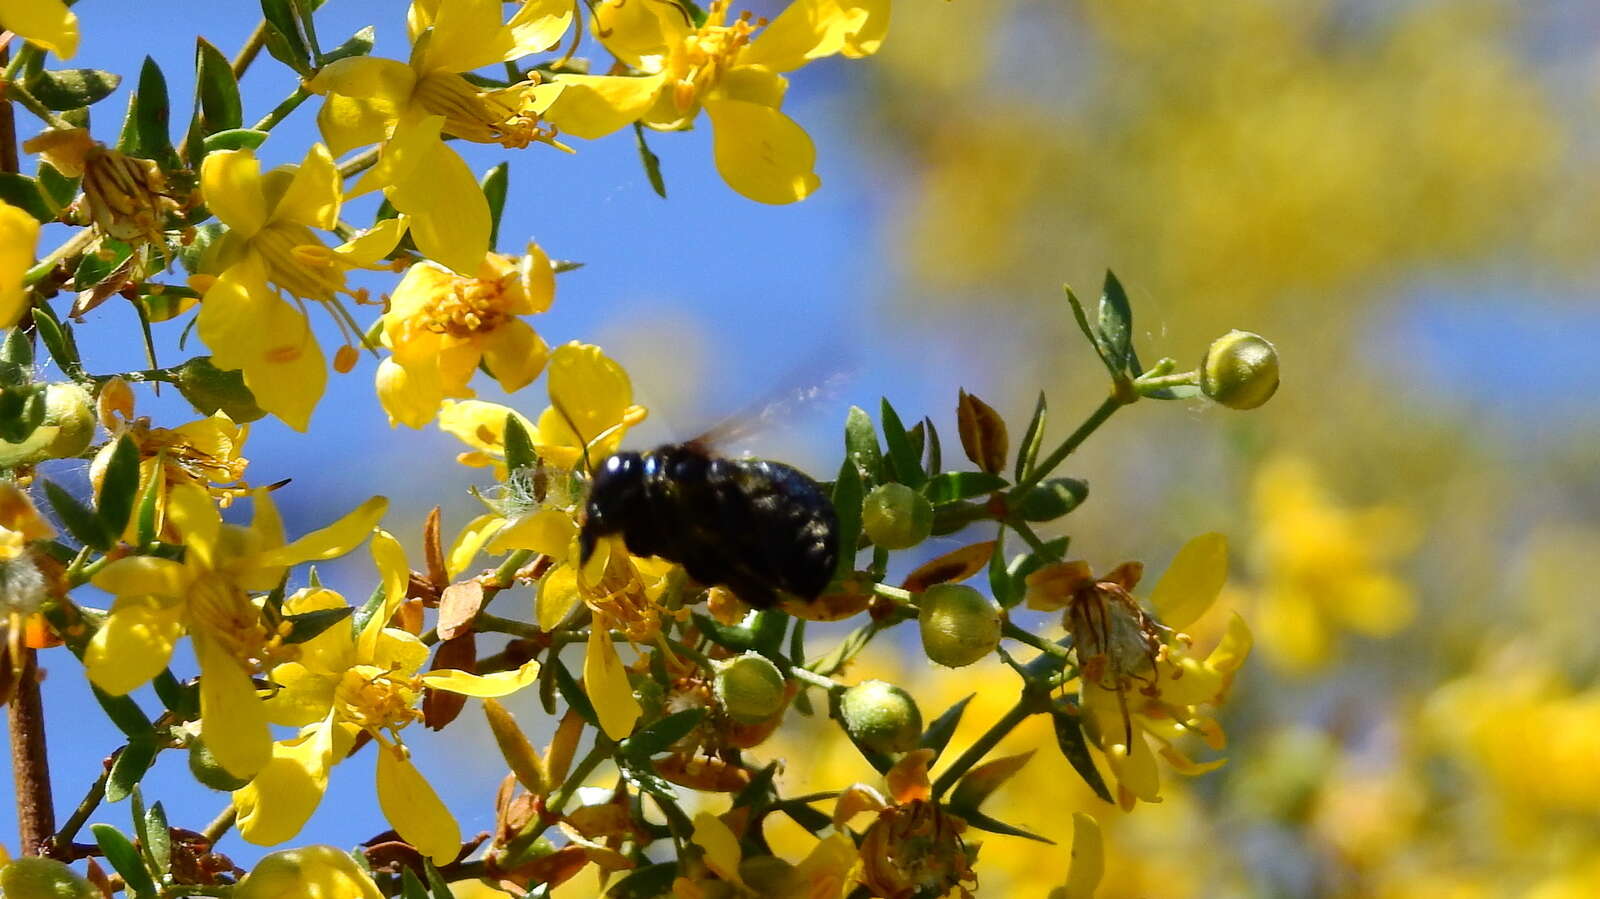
200 127 269 154
987 531 1014 607
0 174 55 222
73 239 133 291
843 405 881 484
959 808 1055 843
689 612 753 653
194 38 243 134
830 456 862 579
1051 706 1114 804
131 57 175 163
97 435 141 537
1002 536 1069 609
503 411 536 473
350 581 389 639
1014 478 1089 522
606 862 679 898
423 861 453 899
92 823 157 895
1096 270 1136 376
92 685 154 740
922 471 1007 504
143 801 172 875
30 304 79 377
281 606 352 644
134 452 163 546
45 480 111 550
551 656 600 727
922 415 942 476
780 800 833 834
106 735 157 796
732 761 779 809
0 383 45 444
322 25 377 64
481 162 509 249
1014 391 1047 482
1 328 32 366
622 708 705 759
173 356 267 423
399 869 430 899
633 122 667 198
917 693 974 762
36 163 79 213
260 0 313 74
880 398 925 488
1064 285 1120 379
24 68 122 110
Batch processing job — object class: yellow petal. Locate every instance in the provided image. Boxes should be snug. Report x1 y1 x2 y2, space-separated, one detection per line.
165 482 222 569
233 723 335 846
196 634 272 779
0 0 80 58
518 241 556 313
1062 812 1103 899
274 144 341 230
584 625 640 740
716 65 788 109
543 341 635 454
704 98 820 205
201 150 270 238
90 555 192 598
263 661 339 727
446 513 505 579
390 151 489 275
1147 533 1228 630
536 563 582 631
333 216 408 266
1208 612 1254 674
198 259 326 431
83 594 183 696
316 93 402 157
0 201 40 328
376 745 462 865
420 659 541 697
421 0 515 73
589 0 685 66
234 845 383 899
437 399 528 454
376 357 445 429
258 496 387 567
540 74 667 141
741 0 890 72
371 627 431 675
487 507 574 557
361 529 411 657
480 319 549 395
690 812 744 885
508 0 575 56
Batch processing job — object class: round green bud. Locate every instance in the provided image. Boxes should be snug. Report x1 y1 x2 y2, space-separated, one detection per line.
861 483 934 550
41 382 96 459
1200 330 1279 410
918 583 1002 668
189 736 252 791
714 652 788 724
0 856 99 899
839 679 922 755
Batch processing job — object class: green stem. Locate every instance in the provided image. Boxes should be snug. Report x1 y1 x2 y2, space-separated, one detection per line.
337 146 380 180
201 806 236 845
790 665 842 693
1000 620 1069 658
475 613 542 640
930 693 1047 799
1133 370 1199 394
547 740 610 814
230 20 270 79
1012 394 1127 497
252 85 310 131
47 762 107 857
4 78 75 130
24 228 96 286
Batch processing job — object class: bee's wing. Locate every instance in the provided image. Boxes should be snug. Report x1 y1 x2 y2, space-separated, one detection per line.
686 358 855 456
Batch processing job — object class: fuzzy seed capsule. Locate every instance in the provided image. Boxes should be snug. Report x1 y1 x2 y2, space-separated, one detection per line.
41 382 96 459
918 583 1002 668
862 483 933 550
839 679 923 754
1200 330 1279 410
0 856 100 899
714 652 787 724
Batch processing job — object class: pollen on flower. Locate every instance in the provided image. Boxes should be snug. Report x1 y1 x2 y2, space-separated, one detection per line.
335 665 423 735
414 71 563 150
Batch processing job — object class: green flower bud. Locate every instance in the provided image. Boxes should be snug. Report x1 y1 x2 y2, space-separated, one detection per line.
839 679 922 755
0 856 99 899
189 735 252 792
41 382 95 458
714 652 787 724
862 483 933 550
918 583 1001 668
1200 330 1279 410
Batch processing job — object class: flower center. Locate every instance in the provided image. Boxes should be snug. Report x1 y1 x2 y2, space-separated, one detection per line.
188 573 284 669
335 663 423 734
252 224 347 303
413 270 518 339
667 1 762 111
416 72 559 150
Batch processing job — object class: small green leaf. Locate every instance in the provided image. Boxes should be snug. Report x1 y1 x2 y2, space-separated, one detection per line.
831 455 863 579
1014 478 1089 522
987 532 1014 607
194 38 243 134
131 57 175 163
622 708 705 759
923 415 942 476
322 25 376 63
30 305 79 377
917 693 974 762
880 398 925 488
633 121 667 198
173 356 267 423
1003 536 1069 609
143 801 172 874
45 480 111 550
24 68 122 110
399 869 430 899
843 405 881 484
922 471 1007 505
92 685 154 740
96 435 141 538
0 174 55 222
689 612 754 653
551 657 600 727
503 411 536 473
606 862 680 898
281 606 353 644
1096 270 1135 376
73 239 133 291
1 328 33 366
423 861 453 899
959 808 1055 843
1014 391 1047 482
105 743 155 808
260 0 313 74
481 162 509 249
350 581 389 639
134 452 163 546
1051 706 1114 804
36 163 79 213
92 823 157 895
1064 285 1120 379
201 128 270 154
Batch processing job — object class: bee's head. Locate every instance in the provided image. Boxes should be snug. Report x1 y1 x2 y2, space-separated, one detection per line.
579 452 644 560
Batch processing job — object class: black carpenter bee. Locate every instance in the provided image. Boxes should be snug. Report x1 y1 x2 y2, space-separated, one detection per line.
577 442 839 609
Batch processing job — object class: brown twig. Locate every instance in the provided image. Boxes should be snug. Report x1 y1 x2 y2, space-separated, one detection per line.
9 651 57 855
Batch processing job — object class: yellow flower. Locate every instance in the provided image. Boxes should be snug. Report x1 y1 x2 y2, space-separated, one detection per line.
233 534 541 863
0 199 41 328
197 144 404 430
0 481 54 707
1026 534 1251 810
376 243 556 428
25 128 183 245
1050 813 1104 899
0 0 78 58
833 749 975 899
84 484 387 779
538 0 889 203
233 845 383 899
309 0 573 273
0 482 54 565
673 810 856 898
1249 456 1418 673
